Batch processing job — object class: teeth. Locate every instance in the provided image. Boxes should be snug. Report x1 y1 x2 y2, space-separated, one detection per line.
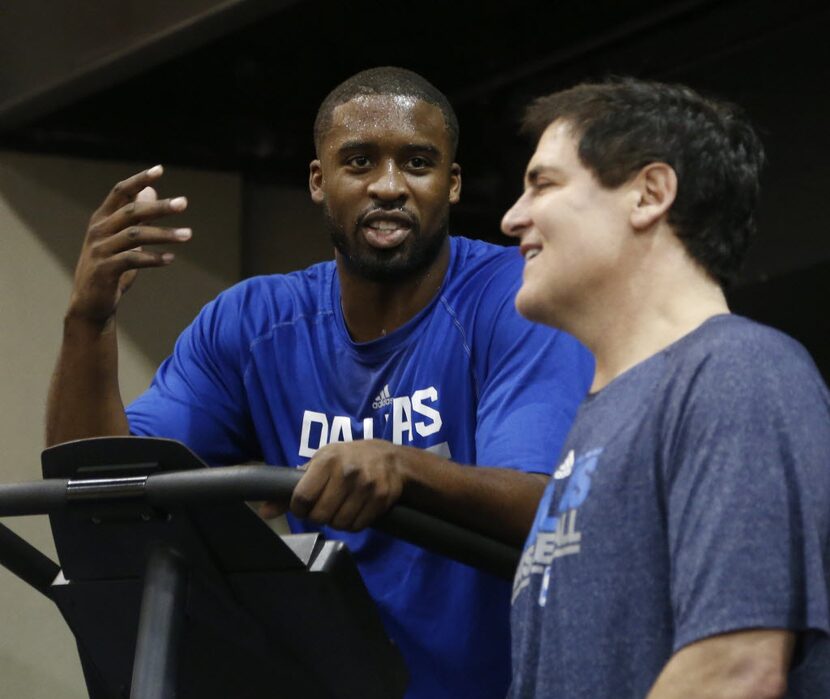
524 249 540 261
369 221 405 231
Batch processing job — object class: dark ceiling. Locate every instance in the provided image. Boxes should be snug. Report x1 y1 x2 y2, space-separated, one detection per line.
1 0 828 249
1 0 829 375
3 0 828 248
3 0 824 178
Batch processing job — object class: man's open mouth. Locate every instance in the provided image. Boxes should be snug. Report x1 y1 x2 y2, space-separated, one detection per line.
360 211 415 249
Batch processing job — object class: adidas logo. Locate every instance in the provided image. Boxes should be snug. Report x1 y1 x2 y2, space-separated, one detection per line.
372 384 393 409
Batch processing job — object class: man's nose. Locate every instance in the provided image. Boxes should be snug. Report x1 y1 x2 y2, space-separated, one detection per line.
367 161 408 203
501 192 531 238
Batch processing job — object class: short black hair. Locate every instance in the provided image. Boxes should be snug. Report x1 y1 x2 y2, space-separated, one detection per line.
314 66 459 158
522 77 765 287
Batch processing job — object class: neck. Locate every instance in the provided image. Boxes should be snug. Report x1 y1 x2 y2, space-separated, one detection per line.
337 238 451 342
570 232 729 393
587 284 727 392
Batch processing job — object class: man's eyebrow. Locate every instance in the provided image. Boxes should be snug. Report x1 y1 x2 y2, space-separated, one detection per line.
337 139 375 153
525 164 563 184
336 141 443 157
401 143 441 157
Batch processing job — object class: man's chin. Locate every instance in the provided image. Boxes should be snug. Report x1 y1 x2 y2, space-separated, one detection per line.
327 213 449 283
339 247 418 282
516 290 550 325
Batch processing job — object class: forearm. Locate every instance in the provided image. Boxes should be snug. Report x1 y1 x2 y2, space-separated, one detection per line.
287 440 548 543
397 445 547 546
45 166 190 447
45 315 130 446
647 630 793 699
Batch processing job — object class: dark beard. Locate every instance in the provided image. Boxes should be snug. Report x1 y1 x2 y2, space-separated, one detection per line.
325 206 449 283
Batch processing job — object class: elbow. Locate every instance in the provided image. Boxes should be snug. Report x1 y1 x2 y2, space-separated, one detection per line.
757 672 788 699
651 630 794 699
733 658 788 699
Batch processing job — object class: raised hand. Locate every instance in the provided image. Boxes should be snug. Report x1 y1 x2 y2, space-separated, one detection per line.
68 165 191 325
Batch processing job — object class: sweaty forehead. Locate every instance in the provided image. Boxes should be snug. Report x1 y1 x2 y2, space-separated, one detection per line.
322 95 449 153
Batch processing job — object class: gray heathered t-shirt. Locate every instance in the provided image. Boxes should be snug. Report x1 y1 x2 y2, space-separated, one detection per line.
510 314 830 698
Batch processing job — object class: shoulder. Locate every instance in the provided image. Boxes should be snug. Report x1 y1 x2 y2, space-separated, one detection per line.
444 237 593 383
441 237 528 330
668 315 824 396
661 315 830 459
442 237 525 323
447 236 523 290
186 262 334 350
198 260 337 339
679 313 807 356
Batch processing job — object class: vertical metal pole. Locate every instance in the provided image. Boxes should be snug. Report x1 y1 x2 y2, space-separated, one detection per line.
130 546 187 699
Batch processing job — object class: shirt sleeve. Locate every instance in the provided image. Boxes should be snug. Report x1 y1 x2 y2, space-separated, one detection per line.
126 286 260 465
664 345 830 652
472 257 594 474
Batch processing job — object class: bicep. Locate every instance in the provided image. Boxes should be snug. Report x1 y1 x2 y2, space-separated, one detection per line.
126 297 258 464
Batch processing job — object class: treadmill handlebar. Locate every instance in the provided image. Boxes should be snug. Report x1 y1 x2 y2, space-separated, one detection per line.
0 479 69 516
0 466 521 580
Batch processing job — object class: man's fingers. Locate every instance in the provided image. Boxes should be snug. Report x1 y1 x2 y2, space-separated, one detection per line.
91 196 188 240
305 484 352 526
291 462 399 531
135 186 158 203
328 491 373 531
347 476 400 531
349 499 390 532
105 248 177 276
290 463 334 520
94 165 164 219
98 225 192 256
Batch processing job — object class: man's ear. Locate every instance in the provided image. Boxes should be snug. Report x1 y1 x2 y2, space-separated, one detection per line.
449 163 462 205
630 162 677 230
309 159 324 204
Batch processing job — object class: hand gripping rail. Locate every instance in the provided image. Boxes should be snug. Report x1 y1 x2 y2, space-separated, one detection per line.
0 464 521 582
0 437 524 699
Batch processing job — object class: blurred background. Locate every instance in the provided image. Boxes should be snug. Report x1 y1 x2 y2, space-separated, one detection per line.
1 1 828 695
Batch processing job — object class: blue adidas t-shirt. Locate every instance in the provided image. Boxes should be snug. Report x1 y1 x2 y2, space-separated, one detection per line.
127 236 594 699
510 314 830 698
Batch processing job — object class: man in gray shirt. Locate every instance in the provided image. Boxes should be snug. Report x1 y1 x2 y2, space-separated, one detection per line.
502 77 830 698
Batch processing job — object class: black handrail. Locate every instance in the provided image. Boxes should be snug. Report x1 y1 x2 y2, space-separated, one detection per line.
0 465 521 580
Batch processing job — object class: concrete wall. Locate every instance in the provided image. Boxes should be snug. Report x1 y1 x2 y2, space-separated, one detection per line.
241 180 332 278
0 151 241 698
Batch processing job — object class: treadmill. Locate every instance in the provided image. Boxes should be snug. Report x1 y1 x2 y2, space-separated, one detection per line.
0 436 520 699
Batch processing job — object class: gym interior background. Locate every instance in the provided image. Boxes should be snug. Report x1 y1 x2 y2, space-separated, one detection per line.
1 1 828 696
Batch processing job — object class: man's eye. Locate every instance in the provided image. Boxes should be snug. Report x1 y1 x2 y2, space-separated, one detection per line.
347 156 371 168
408 156 431 170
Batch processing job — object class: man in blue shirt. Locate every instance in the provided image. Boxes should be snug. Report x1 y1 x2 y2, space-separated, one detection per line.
46 67 593 698
502 77 830 698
